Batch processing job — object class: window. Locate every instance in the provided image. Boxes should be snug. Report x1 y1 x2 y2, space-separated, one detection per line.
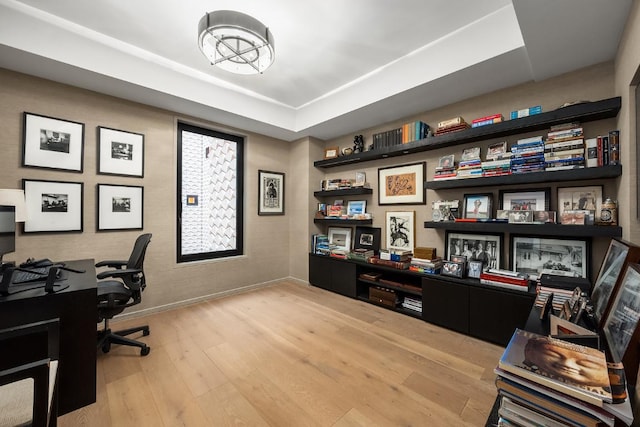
177 122 244 262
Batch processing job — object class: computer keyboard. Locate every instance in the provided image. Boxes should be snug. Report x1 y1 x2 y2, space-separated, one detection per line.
12 267 48 284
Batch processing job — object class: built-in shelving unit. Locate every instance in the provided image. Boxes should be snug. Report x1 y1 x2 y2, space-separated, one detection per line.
314 97 621 169
313 188 373 197
314 218 373 225
424 221 622 237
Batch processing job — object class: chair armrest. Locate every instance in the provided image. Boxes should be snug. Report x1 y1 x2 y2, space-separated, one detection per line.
95 260 127 269
96 268 142 280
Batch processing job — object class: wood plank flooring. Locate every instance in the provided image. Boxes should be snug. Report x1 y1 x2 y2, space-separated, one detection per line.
59 280 505 426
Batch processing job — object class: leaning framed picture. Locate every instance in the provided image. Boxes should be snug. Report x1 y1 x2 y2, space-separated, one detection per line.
354 226 381 254
97 126 145 177
510 235 589 281
328 227 352 252
22 112 85 172
347 200 366 216
445 231 502 271
97 184 144 231
602 263 640 384
22 179 83 233
463 193 492 219
557 185 603 220
258 170 285 215
385 211 416 252
378 162 426 205
499 188 550 211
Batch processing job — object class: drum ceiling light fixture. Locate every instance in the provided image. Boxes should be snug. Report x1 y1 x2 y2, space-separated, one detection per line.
198 10 275 75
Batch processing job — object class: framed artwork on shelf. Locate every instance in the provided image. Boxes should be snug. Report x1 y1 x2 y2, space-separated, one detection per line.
378 162 426 205
22 179 83 233
354 226 381 254
324 147 339 159
347 200 366 216
258 170 285 215
97 184 144 231
385 211 415 252
590 238 640 326
557 185 603 220
445 231 502 271
486 141 507 159
355 171 366 186
328 227 352 252
499 188 550 211
22 112 85 172
602 263 640 384
510 235 589 281
431 199 459 222
463 193 492 219
98 126 145 177
438 154 455 169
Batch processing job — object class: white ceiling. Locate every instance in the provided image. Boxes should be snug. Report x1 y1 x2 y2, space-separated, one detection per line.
0 0 632 141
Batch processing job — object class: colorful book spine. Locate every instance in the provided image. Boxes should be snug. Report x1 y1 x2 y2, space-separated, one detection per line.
510 106 542 119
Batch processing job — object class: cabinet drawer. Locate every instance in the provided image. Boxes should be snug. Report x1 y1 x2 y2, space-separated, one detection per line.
369 286 398 307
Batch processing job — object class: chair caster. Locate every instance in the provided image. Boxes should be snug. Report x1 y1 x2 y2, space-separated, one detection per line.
102 342 111 353
141 346 150 356
143 329 150 337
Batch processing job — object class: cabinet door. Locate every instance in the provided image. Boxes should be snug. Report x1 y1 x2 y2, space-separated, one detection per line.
331 261 356 298
469 286 535 346
309 254 332 291
422 277 469 334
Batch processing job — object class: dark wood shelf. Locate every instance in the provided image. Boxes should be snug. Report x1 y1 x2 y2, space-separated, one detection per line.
314 97 621 168
355 296 422 319
314 218 373 225
357 278 422 296
314 188 373 197
423 221 622 237
425 165 622 190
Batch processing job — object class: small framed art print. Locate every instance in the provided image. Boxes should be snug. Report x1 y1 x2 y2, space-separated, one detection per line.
378 162 426 205
258 170 285 215
385 211 415 252
463 193 492 219
97 184 144 231
98 126 145 177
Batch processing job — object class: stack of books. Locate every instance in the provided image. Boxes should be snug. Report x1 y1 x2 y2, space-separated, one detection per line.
401 296 422 313
480 268 529 292
347 248 374 262
544 123 585 171
494 329 632 426
434 116 470 136
433 163 457 180
510 136 545 174
380 249 412 262
471 113 504 128
401 120 430 143
330 248 349 259
482 157 512 177
368 256 410 270
311 234 331 256
457 148 483 179
409 256 442 274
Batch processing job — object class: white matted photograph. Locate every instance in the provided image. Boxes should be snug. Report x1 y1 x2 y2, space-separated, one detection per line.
385 211 415 252
557 185 603 219
378 162 425 205
23 112 85 172
23 179 83 233
511 236 588 280
258 170 285 215
328 227 352 252
446 231 502 271
98 126 145 177
499 188 550 211
97 184 144 231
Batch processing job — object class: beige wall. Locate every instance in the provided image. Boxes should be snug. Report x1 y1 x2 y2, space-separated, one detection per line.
0 68 291 316
315 62 619 273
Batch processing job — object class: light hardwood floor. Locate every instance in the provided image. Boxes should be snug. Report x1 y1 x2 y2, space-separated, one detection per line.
59 280 504 426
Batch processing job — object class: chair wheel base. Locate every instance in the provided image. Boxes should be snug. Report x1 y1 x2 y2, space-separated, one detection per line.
141 346 150 356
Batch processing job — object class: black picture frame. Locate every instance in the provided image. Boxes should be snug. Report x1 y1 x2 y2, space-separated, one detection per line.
499 187 551 211
97 184 144 231
463 193 493 219
378 162 426 205
22 179 84 233
97 126 145 177
353 226 381 254
445 231 503 271
258 170 285 216
510 235 590 281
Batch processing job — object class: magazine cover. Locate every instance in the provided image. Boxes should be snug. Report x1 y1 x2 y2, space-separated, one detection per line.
499 329 612 407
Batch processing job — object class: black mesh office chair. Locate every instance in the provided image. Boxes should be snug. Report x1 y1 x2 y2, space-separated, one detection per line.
96 233 152 356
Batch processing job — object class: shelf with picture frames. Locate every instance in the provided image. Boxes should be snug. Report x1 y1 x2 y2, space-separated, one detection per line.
314 96 621 168
423 221 622 237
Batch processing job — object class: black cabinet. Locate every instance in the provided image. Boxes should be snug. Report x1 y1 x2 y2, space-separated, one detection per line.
308 254 356 297
423 276 469 334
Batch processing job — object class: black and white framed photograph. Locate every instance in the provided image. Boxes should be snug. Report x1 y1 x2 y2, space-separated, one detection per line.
463 193 492 219
486 141 507 159
97 184 143 231
602 263 640 382
431 199 459 222
378 162 426 205
385 211 415 252
22 112 85 172
499 188 550 211
591 238 640 325
446 231 502 271
438 154 455 169
22 179 83 233
557 185 603 220
441 260 464 278
468 260 483 278
98 126 145 177
354 226 381 254
347 200 366 216
510 235 589 281
258 170 285 215
328 227 352 252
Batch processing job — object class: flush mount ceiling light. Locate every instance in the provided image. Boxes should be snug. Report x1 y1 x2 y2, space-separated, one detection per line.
198 10 275 75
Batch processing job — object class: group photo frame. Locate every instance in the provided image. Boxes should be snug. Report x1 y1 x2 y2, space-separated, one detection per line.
385 211 415 252
22 112 85 172
23 179 84 233
97 184 144 231
499 187 550 211
557 185 603 220
510 235 589 280
378 162 426 205
98 126 145 177
445 231 502 271
258 170 285 216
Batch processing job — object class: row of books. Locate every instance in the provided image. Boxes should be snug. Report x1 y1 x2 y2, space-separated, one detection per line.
479 268 529 292
372 120 430 150
496 329 632 426
401 296 422 313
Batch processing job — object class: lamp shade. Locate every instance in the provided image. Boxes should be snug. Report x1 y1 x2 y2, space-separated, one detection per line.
0 189 27 222
198 10 275 75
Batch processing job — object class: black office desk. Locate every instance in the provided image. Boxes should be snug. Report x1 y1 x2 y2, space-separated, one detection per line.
0 259 97 415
